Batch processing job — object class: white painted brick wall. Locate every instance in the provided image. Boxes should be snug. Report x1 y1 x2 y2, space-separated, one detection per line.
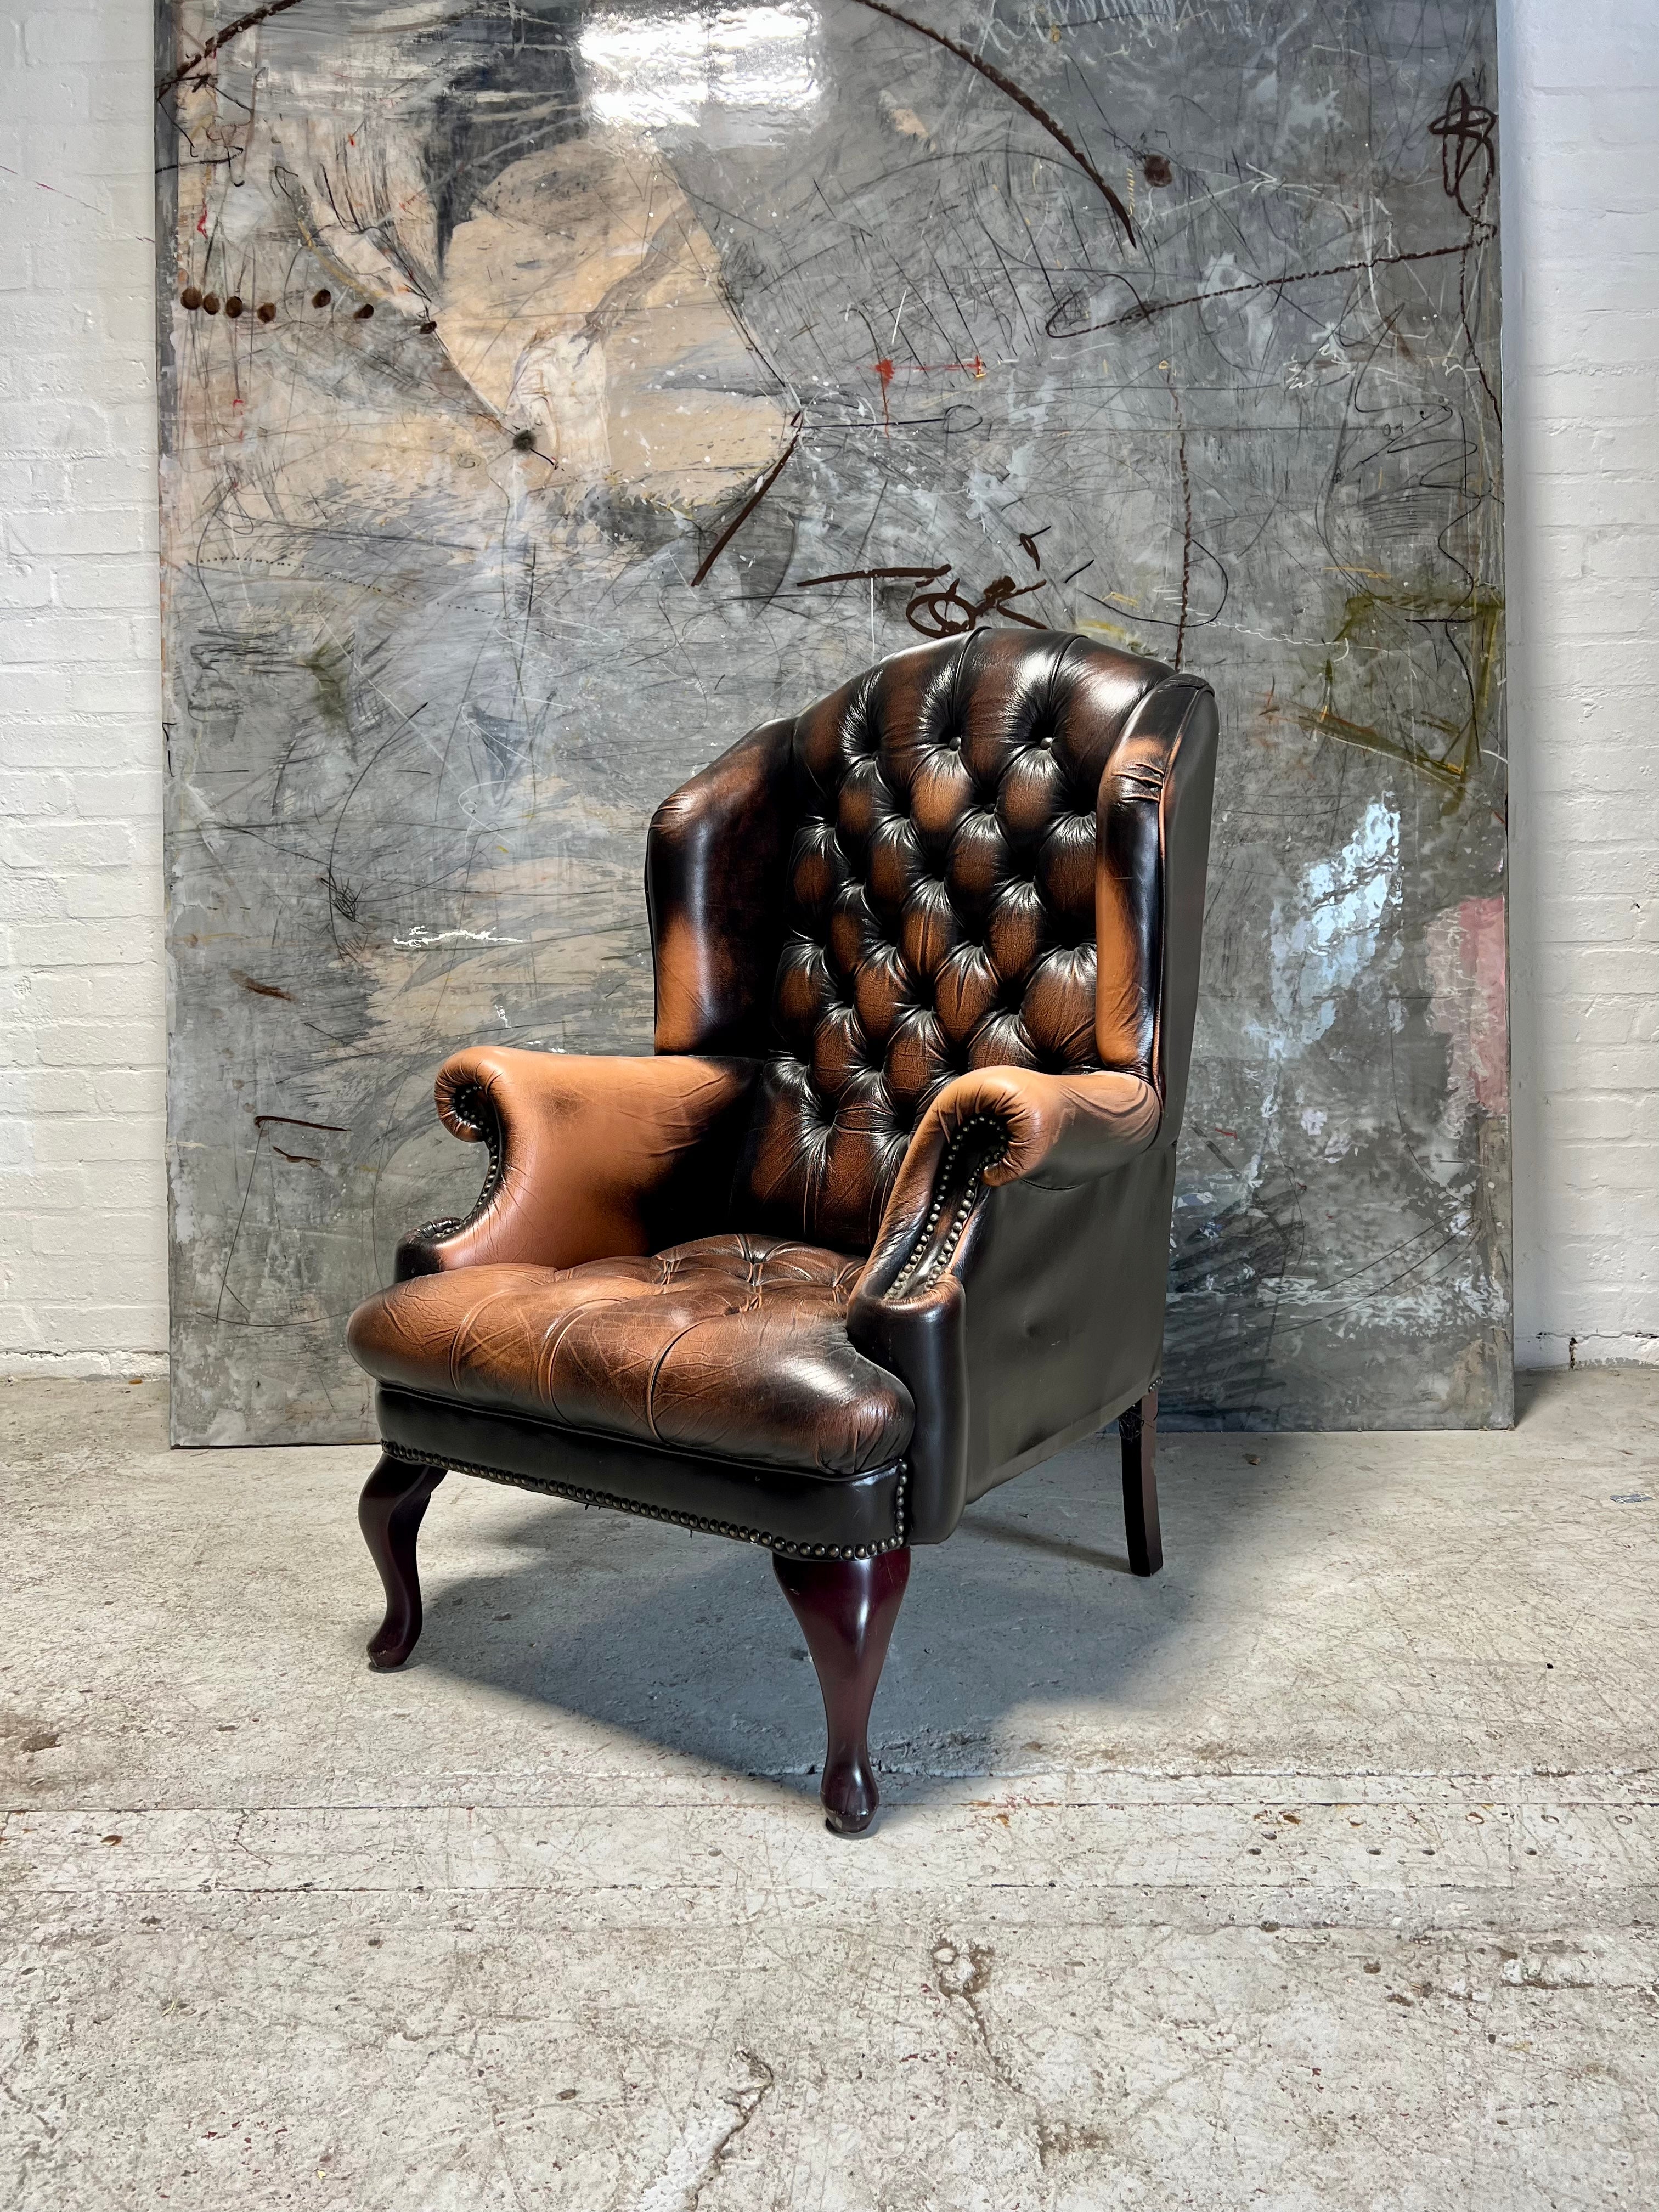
1504 0 1659 1366
0 0 166 1375
0 0 1652 1381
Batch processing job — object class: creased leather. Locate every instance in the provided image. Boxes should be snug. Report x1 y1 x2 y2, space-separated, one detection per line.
730 628 1170 1252
374 1386 907 1558
951 1155 1177 1494
845 1270 967 1545
348 628 1220 1556
847 1065 1160 1539
1132 678 1220 1136
398 1048 758 1278
352 1233 911 1478
844 669 1218 1521
647 716 797 1056
856 1065 1163 1297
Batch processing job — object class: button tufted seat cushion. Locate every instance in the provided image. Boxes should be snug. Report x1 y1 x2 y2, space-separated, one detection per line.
347 1232 913 1478
733 629 1166 1251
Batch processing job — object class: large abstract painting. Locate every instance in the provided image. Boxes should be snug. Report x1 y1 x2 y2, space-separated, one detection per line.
157 0 1508 1443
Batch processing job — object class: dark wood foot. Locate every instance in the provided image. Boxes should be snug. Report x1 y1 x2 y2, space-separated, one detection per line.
773 1548 911 1836
1118 1389 1163 1576
358 1453 445 1670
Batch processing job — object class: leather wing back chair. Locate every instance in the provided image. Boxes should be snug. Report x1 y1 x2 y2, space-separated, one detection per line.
347 628 1218 1832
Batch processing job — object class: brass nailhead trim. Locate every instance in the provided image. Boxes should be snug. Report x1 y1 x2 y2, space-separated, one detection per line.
414 1085 505 1250
886 1113 1005 1299
383 1438 909 1559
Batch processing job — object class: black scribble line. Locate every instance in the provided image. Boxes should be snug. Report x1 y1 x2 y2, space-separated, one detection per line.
716 277 793 404
938 198 1016 353
690 415 803 587
158 0 308 99
1049 229 1496 337
795 565 950 588
906 572 1048 638
272 1147 323 1166
321 707 427 958
1003 144 1065 311
808 405 979 434
1430 78 1502 429
848 473 891 577
845 0 1135 245
1430 79 1496 220
325 871 361 923
1160 364 1192 670
215 1121 267 1324
977 210 1043 353
253 1115 349 1135
926 244 981 356
1457 229 1500 431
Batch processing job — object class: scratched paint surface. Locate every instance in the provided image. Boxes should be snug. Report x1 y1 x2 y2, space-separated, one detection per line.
157 0 1508 1443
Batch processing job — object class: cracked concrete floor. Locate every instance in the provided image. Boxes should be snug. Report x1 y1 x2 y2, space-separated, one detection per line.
2 1373 1657 2209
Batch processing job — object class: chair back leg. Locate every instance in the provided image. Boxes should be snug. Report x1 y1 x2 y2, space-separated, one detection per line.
1118 1390 1163 1577
773 1549 911 1836
358 1454 446 1669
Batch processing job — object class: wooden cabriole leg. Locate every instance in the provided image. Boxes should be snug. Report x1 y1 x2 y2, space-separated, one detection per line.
1118 1388 1163 1577
1119 1380 1167 1575
358 1453 446 1671
772 1548 911 1837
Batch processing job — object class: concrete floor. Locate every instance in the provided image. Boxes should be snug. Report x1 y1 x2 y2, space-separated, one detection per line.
1 1376 1656 2209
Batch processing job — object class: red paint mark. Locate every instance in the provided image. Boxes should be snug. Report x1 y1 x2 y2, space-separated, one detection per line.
1426 894 1508 1116
874 357 895 433
196 205 208 235
0 165 112 221
868 355 985 423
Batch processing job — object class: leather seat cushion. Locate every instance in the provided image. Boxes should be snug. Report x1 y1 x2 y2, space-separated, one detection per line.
347 1233 913 1478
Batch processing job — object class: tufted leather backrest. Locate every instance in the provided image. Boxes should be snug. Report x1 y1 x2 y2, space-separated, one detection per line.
725 629 1175 1252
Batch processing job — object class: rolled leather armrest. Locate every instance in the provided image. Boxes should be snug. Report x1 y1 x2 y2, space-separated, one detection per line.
856 1065 1163 1302
847 1065 1160 1543
395 1047 759 1279
845 1271 967 1547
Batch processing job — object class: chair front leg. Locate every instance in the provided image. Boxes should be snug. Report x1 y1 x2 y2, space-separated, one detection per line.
358 1453 446 1670
1118 1388 1163 1576
773 1549 911 1836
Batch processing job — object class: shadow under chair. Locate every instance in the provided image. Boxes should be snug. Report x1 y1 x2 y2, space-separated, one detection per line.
346 625 1218 1833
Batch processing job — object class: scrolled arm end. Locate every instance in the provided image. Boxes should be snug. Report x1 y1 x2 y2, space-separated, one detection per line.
434 1060 505 1146
397 1045 759 1277
859 1066 1161 1307
845 1065 1159 1544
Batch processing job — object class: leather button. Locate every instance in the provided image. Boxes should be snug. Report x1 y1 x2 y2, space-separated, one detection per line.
724 625 1180 1249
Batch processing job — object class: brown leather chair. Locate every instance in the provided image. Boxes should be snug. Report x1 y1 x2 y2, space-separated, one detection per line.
347 629 1218 1832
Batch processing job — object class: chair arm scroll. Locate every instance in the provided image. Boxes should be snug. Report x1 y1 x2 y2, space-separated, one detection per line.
857 1066 1163 1306
845 1065 1161 1544
395 1046 759 1279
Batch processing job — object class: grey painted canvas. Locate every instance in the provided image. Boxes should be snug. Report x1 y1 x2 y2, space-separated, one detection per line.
157 0 1508 1444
